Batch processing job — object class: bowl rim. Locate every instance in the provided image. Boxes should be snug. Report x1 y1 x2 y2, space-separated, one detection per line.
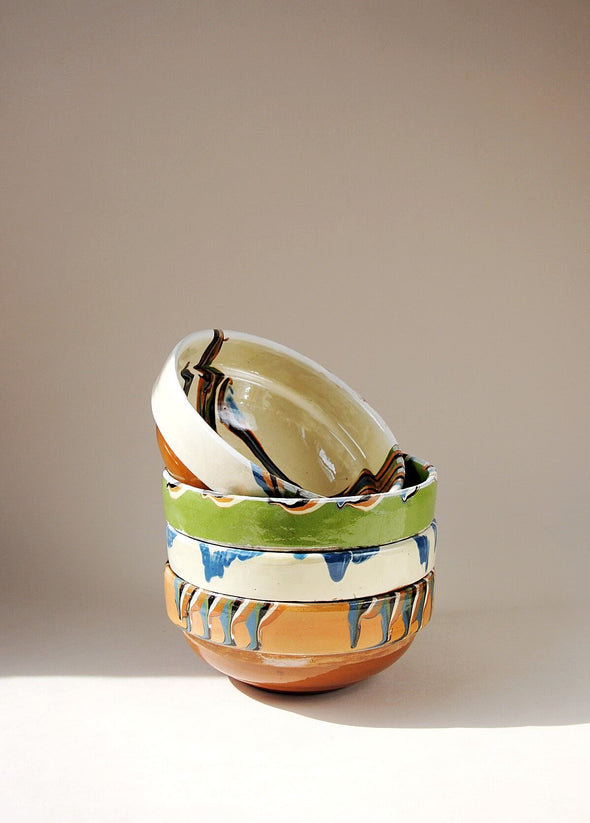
162 452 436 505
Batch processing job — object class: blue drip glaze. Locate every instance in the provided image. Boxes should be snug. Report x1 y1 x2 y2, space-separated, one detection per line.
321 546 380 588
218 600 234 645
323 551 353 582
251 463 273 495
243 603 264 651
431 519 438 550
400 594 413 640
347 600 367 649
184 589 193 633
199 543 263 582
166 523 176 550
300 547 379 574
199 596 211 640
347 595 394 650
220 381 241 423
413 584 426 629
415 533 430 571
377 599 391 645
352 547 380 565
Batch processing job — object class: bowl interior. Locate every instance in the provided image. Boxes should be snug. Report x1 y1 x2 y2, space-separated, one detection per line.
177 329 403 497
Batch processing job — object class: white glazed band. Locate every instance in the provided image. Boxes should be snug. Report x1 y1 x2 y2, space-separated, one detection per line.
166 521 437 601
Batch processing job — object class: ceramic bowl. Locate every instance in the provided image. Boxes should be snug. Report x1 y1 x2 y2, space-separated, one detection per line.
166 520 437 601
162 455 436 550
152 329 405 497
164 564 434 692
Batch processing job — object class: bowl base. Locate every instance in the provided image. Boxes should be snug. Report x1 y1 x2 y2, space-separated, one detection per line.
183 632 416 693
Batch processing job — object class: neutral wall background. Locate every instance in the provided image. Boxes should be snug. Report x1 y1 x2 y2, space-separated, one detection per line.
2 1 589 674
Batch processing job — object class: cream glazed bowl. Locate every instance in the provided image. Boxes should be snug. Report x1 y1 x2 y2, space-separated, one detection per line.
152 329 405 498
166 520 437 601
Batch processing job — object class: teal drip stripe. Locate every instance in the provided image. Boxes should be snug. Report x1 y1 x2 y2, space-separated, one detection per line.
170 566 434 652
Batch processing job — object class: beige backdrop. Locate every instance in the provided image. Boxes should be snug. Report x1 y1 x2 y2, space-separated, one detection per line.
2 1 589 672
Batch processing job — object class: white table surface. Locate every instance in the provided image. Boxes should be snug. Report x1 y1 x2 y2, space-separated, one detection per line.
3 606 588 822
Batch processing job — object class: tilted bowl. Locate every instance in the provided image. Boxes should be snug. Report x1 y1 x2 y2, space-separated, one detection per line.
152 329 405 497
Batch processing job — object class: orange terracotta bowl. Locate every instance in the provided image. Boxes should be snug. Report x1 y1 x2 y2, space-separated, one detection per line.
156 427 208 488
184 633 417 693
164 564 434 692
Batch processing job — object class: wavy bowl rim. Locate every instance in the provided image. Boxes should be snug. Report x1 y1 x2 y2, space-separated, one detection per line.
162 453 436 505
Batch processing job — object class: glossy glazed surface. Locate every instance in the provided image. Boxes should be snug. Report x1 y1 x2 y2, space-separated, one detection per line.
184 633 416 692
152 329 404 497
164 564 434 654
162 455 437 549
166 521 437 601
156 427 208 488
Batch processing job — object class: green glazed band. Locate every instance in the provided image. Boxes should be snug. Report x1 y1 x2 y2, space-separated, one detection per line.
162 455 437 549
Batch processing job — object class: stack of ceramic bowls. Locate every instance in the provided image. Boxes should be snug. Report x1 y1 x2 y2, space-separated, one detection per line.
152 329 438 692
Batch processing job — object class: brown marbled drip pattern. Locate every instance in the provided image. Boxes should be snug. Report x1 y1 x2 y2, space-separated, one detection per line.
177 329 405 496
